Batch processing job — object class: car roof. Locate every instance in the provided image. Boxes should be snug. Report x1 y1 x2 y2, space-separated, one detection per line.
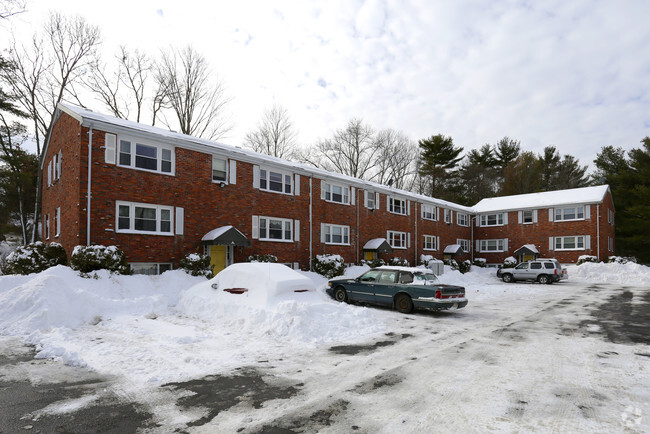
375 266 434 274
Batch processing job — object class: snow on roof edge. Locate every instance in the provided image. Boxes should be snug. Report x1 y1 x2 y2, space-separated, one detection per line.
471 185 610 213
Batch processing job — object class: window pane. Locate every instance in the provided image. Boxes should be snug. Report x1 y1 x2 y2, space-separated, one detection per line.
269 220 283 239
269 171 283 192
556 209 562 220
285 175 292 194
332 185 342 202
135 144 157 170
259 218 267 239
134 206 157 231
284 221 291 240
577 207 584 219
577 236 584 248
564 208 575 220
118 205 130 229
564 237 575 249
119 140 131 166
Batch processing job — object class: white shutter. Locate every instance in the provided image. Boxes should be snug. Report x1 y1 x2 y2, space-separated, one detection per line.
476 216 480 227
364 190 369 207
436 207 440 221
53 154 58 180
504 213 508 225
321 223 326 243
252 215 259 239
351 187 355 205
229 160 237 184
375 192 380 209
549 237 554 250
105 133 116 164
47 160 52 186
449 210 453 223
387 196 391 211
421 206 425 218
57 151 62 179
549 208 554 222
321 180 326 200
175 207 184 235
476 240 480 252
55 207 61 236
407 232 411 248
585 235 591 249
294 174 300 195
518 211 523 224
436 236 440 250
294 220 300 241
504 238 508 251
253 165 260 188
293 262 299 270
533 209 538 223
407 200 411 215
585 205 591 219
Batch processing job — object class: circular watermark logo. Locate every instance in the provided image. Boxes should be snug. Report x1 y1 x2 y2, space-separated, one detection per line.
621 406 642 428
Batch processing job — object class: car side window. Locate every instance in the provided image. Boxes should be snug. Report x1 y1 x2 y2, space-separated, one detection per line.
360 270 381 282
399 272 414 284
378 270 398 284
530 263 542 269
515 263 529 269
544 263 554 269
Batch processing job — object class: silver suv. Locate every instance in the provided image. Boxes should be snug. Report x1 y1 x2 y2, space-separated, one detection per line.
497 259 566 284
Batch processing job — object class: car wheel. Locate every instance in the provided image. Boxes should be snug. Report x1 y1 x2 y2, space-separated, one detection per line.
538 274 551 284
334 287 348 303
502 273 513 283
395 294 413 314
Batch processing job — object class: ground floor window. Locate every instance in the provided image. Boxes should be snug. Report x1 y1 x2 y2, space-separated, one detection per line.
480 239 505 252
555 235 585 250
457 239 470 252
130 263 172 275
259 216 293 241
423 235 437 250
324 224 350 245
387 230 407 249
117 201 173 235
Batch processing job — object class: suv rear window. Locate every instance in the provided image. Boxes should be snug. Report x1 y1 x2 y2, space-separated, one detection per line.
544 263 555 269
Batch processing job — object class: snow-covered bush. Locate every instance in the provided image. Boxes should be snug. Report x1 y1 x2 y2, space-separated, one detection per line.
389 257 409 266
473 258 487 268
360 258 385 268
247 254 278 263
576 255 598 265
69 245 130 275
0 242 67 275
420 254 434 267
503 256 517 268
608 256 637 264
444 258 471 274
312 254 345 278
178 253 213 278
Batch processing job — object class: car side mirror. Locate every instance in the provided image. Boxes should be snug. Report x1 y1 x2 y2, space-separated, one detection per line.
355 277 360 282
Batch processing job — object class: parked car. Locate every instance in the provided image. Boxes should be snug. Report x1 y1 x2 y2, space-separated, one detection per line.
497 259 566 284
327 266 467 314
210 263 314 299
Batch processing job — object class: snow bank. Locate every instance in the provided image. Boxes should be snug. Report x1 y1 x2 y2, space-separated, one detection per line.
567 261 650 285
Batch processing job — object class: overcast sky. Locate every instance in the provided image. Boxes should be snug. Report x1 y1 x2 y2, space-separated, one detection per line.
3 0 650 170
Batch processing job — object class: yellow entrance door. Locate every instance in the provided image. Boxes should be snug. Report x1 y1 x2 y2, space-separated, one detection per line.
523 254 535 262
210 245 227 275
365 251 376 261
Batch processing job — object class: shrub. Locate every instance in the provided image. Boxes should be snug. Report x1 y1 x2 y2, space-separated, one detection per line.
419 254 434 267
607 256 637 264
0 242 67 275
443 258 471 274
69 245 130 274
473 258 487 268
179 253 213 278
312 254 345 278
576 255 598 266
247 254 278 263
503 256 517 268
360 258 385 268
388 257 409 266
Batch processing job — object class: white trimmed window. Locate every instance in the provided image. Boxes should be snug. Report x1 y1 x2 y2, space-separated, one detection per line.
522 210 533 224
555 236 585 250
54 207 61 237
555 206 584 221
364 191 378 209
389 197 407 215
423 235 437 251
480 239 506 252
130 263 173 275
388 230 408 249
259 216 293 242
608 209 615 225
324 224 350 245
212 156 227 182
444 209 452 224
118 137 174 175
457 239 470 252
422 204 436 220
260 168 293 194
480 213 505 226
457 213 468 226
116 201 174 235
324 182 350 204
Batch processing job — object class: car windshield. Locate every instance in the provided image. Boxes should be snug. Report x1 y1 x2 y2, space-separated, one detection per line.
359 270 381 282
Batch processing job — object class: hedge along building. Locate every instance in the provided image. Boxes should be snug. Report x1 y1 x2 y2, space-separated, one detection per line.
40 103 615 273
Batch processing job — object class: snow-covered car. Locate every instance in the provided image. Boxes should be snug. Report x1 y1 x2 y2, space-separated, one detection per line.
209 263 315 304
497 259 566 284
327 266 467 314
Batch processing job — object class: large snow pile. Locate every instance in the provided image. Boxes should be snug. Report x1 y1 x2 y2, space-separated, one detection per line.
567 261 650 285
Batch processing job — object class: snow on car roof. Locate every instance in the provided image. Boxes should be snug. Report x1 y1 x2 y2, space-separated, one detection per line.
375 266 434 274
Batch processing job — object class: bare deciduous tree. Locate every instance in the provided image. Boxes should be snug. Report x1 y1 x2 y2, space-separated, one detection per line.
303 118 378 179
372 129 418 190
244 104 297 159
154 46 231 140
0 0 25 20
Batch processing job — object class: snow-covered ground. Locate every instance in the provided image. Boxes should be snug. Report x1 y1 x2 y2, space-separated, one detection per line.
0 262 648 432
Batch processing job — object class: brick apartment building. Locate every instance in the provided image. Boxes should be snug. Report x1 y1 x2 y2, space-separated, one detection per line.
40 104 615 274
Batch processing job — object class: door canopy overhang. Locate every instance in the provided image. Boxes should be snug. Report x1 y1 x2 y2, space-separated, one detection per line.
363 238 393 253
201 225 250 246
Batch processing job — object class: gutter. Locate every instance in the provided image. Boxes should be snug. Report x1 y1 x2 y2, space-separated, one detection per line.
309 176 313 271
86 127 93 246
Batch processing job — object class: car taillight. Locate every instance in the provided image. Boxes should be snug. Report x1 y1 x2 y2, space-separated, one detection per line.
554 269 558 274
435 290 442 299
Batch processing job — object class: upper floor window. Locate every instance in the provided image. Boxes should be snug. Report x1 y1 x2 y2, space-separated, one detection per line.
118 138 174 175
364 191 377 209
387 230 408 249
457 239 470 252
212 156 227 182
422 204 436 220
324 182 350 204
457 213 468 226
444 209 452 224
117 201 173 235
259 216 293 241
523 210 533 224
555 206 584 221
389 197 407 215
324 224 350 245
481 213 504 226
261 168 292 194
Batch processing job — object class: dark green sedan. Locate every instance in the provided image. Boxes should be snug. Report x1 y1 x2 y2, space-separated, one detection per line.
326 267 467 314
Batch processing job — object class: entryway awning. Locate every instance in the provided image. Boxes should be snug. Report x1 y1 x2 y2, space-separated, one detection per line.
443 244 465 255
513 244 539 256
201 225 250 246
363 238 393 253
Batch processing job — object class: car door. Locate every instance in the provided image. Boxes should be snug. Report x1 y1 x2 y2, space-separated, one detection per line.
512 262 529 280
373 270 399 306
346 269 381 303
529 262 543 280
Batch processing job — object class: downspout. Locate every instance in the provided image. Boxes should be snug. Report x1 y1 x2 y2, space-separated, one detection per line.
309 176 313 271
356 188 360 264
414 202 418 265
86 127 93 246
596 204 600 261
471 216 475 263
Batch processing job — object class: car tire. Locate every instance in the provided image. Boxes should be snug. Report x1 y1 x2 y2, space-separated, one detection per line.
334 286 348 303
395 294 413 314
502 273 513 283
538 274 551 284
